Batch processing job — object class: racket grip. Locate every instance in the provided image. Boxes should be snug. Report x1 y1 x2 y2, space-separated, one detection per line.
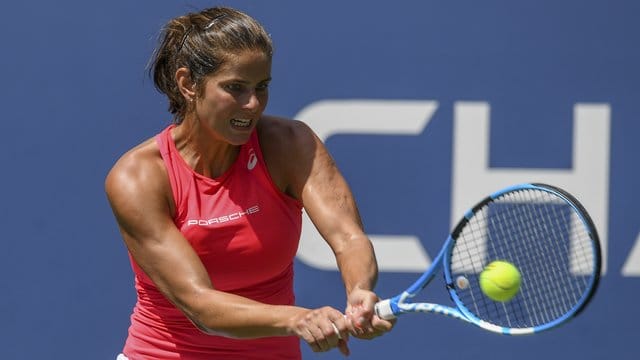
374 299 397 320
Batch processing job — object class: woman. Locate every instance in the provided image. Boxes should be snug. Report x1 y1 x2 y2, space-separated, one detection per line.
106 6 393 359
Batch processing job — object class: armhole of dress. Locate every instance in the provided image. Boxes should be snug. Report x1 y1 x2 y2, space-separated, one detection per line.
250 131 303 210
155 127 182 219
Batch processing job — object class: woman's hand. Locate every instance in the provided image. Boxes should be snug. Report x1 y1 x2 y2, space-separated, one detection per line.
288 306 352 356
345 288 396 340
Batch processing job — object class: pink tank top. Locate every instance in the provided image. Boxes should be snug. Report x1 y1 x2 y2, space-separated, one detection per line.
123 125 303 359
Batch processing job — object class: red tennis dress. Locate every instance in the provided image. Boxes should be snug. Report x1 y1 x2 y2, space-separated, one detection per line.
122 125 303 359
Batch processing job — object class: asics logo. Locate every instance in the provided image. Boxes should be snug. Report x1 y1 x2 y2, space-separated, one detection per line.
247 149 258 170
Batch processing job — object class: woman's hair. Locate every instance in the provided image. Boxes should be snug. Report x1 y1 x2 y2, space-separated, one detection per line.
149 7 273 123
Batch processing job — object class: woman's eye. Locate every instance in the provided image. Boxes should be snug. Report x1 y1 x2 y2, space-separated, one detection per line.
223 82 269 94
224 84 244 92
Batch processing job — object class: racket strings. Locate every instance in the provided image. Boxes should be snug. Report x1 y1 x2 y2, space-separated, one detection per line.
510 192 588 323
490 195 541 326
523 199 578 323
449 188 597 329
520 198 570 322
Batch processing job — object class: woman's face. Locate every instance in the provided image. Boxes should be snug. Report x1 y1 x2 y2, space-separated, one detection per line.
195 49 271 145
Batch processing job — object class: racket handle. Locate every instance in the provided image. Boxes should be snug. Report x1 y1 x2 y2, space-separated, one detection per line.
374 299 397 320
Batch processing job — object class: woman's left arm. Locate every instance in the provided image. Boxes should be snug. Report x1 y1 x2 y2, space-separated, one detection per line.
276 118 395 339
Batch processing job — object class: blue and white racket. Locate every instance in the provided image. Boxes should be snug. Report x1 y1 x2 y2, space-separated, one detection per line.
374 183 601 335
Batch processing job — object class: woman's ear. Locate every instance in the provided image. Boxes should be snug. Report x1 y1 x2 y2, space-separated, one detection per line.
176 67 196 102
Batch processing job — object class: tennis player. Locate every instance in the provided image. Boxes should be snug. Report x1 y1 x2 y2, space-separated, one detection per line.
105 6 394 359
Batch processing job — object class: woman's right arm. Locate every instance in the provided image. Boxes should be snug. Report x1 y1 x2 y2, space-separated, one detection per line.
104 144 351 354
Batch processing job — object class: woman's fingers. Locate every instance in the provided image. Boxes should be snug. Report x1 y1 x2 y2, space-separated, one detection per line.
294 307 351 356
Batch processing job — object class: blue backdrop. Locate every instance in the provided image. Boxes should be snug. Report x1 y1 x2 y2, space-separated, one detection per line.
1 1 638 359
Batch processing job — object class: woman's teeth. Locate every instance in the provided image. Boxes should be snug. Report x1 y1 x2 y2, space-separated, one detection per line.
231 118 251 127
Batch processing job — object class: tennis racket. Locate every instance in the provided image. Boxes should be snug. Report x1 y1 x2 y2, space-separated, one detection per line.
374 183 601 335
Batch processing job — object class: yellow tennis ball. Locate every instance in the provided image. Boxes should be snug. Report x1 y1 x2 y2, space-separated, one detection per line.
479 261 521 302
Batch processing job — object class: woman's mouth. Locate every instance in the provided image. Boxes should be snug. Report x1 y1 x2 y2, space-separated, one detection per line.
230 118 252 128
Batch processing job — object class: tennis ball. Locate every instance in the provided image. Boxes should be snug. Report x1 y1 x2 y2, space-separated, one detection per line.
479 261 521 302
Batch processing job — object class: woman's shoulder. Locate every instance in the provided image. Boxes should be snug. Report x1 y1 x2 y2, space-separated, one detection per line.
256 116 319 196
257 115 316 149
105 135 167 196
